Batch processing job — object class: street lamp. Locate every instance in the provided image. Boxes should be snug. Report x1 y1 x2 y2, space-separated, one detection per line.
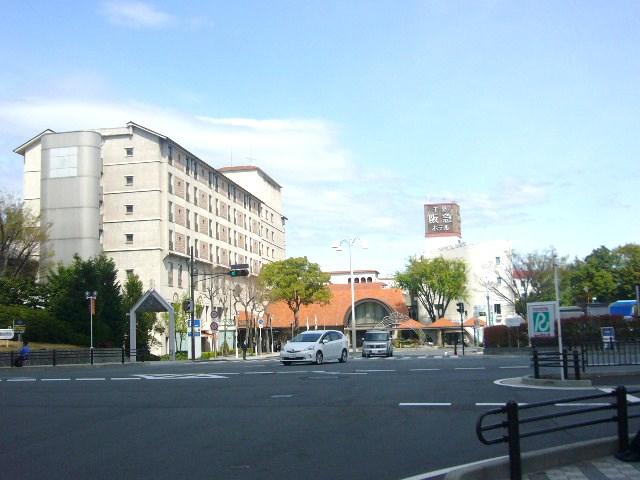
85 291 97 350
332 238 368 354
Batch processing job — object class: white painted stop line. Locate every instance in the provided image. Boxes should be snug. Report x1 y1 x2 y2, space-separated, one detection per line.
399 403 451 407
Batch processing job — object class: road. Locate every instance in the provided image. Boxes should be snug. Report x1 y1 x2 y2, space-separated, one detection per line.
1 351 635 480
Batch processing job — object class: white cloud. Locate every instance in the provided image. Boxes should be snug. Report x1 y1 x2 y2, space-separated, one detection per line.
100 1 174 28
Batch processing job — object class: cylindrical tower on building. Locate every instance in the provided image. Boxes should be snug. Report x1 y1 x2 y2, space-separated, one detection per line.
40 131 102 264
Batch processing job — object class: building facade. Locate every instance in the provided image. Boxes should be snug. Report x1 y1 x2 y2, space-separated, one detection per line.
15 122 286 355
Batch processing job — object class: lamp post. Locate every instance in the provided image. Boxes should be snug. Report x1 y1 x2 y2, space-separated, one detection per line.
85 291 97 350
332 238 367 354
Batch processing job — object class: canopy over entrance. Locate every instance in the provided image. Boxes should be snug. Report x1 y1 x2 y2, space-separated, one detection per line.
129 289 175 362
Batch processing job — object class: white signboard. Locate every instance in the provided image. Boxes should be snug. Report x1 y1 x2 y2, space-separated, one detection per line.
526 301 558 338
0 329 14 340
505 316 524 327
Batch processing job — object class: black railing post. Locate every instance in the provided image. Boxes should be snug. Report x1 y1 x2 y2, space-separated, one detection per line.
10 351 14 368
90 348 94 365
573 350 580 380
121 347 125 364
506 400 522 480
581 346 586 372
562 349 568 380
533 348 539 379
616 386 629 452
52 349 57 367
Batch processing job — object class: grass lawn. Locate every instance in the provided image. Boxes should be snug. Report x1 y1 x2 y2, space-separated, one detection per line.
0 340 82 351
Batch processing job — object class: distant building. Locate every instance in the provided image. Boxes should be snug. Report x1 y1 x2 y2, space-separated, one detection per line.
328 269 381 285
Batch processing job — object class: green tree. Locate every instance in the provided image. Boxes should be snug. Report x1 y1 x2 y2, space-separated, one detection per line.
613 243 640 299
122 273 156 350
47 254 124 346
0 276 49 308
160 293 189 352
259 257 331 332
0 193 51 277
395 256 467 322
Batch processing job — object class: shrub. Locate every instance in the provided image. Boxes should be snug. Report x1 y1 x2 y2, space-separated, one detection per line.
0 305 78 344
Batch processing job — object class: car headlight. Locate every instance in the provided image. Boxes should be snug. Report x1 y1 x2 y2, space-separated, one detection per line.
306 345 314 350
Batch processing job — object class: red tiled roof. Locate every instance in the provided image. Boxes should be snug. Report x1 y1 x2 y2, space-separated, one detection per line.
397 319 427 330
265 283 409 329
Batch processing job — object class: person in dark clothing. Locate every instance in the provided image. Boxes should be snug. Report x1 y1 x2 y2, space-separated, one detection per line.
14 340 31 367
241 339 248 360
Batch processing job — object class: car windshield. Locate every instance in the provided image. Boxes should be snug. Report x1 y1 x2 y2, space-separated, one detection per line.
291 332 322 343
365 332 388 341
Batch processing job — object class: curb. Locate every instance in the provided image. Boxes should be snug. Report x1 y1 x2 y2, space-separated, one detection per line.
521 374 592 388
444 436 620 480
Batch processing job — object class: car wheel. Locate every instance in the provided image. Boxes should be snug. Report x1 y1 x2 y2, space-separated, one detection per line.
315 351 323 365
282 361 291 366
388 350 393 357
339 349 348 363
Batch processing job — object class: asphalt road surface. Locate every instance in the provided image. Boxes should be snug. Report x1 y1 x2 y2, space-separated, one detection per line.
2 352 637 480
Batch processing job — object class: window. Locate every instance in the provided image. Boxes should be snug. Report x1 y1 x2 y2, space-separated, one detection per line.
178 265 183 288
125 176 134 186
125 204 133 215
169 229 174 250
495 256 501 265
193 161 198 180
125 234 134 244
186 157 191 175
194 239 199 257
186 183 190 202
208 195 212 213
168 201 173 222
186 209 190 229
125 269 134 277
168 262 174 286
168 145 173 165
193 187 198 206
49 147 78 178
494 304 502 314
125 147 134 156
194 213 198 232
496 276 502 285
168 173 173 193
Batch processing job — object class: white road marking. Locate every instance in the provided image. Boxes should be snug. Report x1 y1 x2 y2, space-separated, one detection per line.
76 378 106 381
494 378 595 390
399 403 451 407
276 371 306 374
499 366 529 369
555 403 611 407
455 367 485 370
244 371 274 375
6 378 36 382
271 394 293 398
356 369 395 372
41 378 71 381
410 368 441 371
110 377 141 381
133 373 228 380
599 388 640 403
476 403 528 406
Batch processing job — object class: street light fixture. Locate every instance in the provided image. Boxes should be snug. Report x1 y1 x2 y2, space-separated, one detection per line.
332 237 368 354
85 291 97 350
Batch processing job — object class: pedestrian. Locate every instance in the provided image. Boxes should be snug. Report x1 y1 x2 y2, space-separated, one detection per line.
241 339 248 360
14 340 31 367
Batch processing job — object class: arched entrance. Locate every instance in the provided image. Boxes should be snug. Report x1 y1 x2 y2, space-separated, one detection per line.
344 299 393 346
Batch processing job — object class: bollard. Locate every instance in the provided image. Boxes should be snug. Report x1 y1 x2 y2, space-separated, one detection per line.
562 349 568 380
616 386 629 453
506 400 522 480
572 350 580 380
532 348 539 379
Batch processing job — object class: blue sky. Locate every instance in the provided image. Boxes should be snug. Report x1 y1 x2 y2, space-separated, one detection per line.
1 1 638 274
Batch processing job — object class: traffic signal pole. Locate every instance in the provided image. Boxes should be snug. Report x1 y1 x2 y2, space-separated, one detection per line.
189 259 250 361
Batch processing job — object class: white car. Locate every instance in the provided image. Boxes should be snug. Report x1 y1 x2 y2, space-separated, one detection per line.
280 330 348 365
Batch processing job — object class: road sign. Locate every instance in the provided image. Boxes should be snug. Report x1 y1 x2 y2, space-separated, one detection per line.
230 264 249 269
258 318 264 329
0 329 14 340
505 316 524 327
188 319 201 328
210 321 219 331
526 302 557 338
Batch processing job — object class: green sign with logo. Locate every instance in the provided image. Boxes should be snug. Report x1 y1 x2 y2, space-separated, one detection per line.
526 302 557 338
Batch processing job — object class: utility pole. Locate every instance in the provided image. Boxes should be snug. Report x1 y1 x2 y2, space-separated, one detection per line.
190 246 195 361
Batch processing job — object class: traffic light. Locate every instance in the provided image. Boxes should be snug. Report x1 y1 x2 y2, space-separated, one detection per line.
229 268 249 277
456 302 465 314
183 299 192 313
229 263 249 277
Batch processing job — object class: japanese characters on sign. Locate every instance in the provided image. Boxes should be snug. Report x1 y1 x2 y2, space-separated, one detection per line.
424 203 461 238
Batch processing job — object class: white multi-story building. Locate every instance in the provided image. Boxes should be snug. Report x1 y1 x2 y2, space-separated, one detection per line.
14 122 286 354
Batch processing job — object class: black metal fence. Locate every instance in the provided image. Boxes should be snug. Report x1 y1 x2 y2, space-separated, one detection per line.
580 340 640 367
531 348 582 379
0 347 151 368
476 386 640 480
